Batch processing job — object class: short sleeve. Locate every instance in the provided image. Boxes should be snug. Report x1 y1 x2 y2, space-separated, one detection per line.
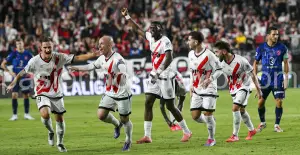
24 58 35 73
6 52 16 63
61 53 75 64
242 57 253 73
255 46 262 61
93 57 102 69
210 53 222 70
163 39 172 52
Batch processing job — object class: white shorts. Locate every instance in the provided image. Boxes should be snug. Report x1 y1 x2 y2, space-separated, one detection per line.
231 89 250 107
99 94 132 116
36 96 66 114
190 93 218 112
145 76 176 100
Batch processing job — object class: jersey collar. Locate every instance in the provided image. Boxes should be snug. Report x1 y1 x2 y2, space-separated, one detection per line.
39 54 52 63
105 51 115 62
194 48 206 58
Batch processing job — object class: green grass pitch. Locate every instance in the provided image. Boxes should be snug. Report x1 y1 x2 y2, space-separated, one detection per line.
0 89 300 155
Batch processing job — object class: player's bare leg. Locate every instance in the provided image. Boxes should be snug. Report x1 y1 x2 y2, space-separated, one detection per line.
240 108 256 140
165 99 192 142
9 92 18 121
40 107 54 146
274 98 283 132
168 96 186 131
226 104 241 142
257 98 267 132
203 111 216 146
120 115 132 151
97 109 122 139
136 94 156 144
191 109 206 124
23 93 34 120
55 114 67 152
159 98 174 130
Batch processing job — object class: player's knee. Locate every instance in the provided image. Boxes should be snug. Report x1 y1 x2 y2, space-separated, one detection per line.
55 115 64 122
12 93 18 99
98 113 107 121
191 114 200 121
204 111 213 116
258 99 265 108
232 104 240 112
23 93 29 99
40 112 50 119
191 111 200 120
276 99 283 108
120 116 129 124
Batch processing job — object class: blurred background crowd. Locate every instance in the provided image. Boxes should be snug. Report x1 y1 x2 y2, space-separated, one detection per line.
0 0 300 61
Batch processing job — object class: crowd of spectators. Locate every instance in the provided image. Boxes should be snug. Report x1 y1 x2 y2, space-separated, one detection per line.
0 0 300 61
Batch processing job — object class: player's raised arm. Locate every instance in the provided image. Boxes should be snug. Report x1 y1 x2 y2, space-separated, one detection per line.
6 69 26 92
121 8 145 38
73 51 97 62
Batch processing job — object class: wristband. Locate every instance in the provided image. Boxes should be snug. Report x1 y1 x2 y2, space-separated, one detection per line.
125 15 131 20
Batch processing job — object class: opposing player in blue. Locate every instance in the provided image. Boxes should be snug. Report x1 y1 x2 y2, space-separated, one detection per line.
253 26 289 132
1 39 34 121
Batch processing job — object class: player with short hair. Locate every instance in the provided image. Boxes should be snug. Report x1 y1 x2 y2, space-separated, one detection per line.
214 41 261 142
187 31 223 146
6 36 97 152
69 36 133 151
1 39 34 121
254 26 289 132
121 8 192 143
160 71 186 131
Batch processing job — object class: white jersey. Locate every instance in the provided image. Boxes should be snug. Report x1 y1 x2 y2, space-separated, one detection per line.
188 48 222 95
145 32 173 76
24 52 74 98
93 52 131 98
220 54 253 94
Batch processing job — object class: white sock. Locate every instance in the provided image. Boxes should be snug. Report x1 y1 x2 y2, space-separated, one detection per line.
195 114 206 123
103 113 120 127
124 120 133 143
178 119 191 134
205 115 215 140
41 117 54 133
241 111 254 131
56 121 65 145
233 111 241 136
144 121 152 138
169 111 175 123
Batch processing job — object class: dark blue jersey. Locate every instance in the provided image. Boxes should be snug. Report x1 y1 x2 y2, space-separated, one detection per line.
6 50 33 74
255 42 288 87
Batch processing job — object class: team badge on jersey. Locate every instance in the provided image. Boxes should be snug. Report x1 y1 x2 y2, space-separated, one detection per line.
277 50 281 56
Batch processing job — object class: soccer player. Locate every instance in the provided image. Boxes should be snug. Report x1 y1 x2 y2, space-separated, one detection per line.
121 8 192 143
187 31 223 146
6 36 97 152
1 39 34 121
214 41 261 142
69 36 133 151
254 26 289 132
160 71 186 131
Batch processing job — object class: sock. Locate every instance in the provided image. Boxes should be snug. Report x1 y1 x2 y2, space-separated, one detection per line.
258 106 266 123
24 98 30 114
205 115 216 140
103 113 120 127
232 111 241 136
275 107 283 125
195 114 206 123
41 117 54 133
124 120 133 143
12 99 18 115
241 111 255 131
144 121 152 138
169 111 175 123
56 121 65 145
178 119 191 134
